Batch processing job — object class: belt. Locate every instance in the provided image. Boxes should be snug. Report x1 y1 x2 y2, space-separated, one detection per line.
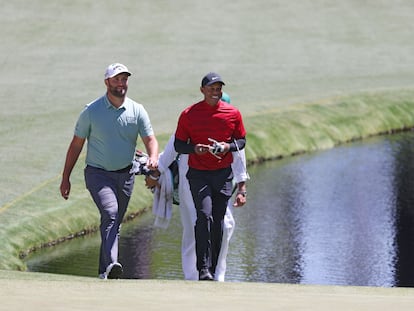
86 164 133 173
111 164 133 173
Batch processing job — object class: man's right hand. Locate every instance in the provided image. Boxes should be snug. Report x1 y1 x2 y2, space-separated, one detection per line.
60 179 71 200
195 144 210 154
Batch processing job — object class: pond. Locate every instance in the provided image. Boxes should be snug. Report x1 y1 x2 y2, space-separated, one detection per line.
26 131 414 287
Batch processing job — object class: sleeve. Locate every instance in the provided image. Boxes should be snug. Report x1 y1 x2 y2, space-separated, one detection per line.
229 137 246 151
174 111 189 142
137 105 154 138
158 135 178 174
74 106 90 139
174 137 195 154
233 109 246 139
231 149 249 183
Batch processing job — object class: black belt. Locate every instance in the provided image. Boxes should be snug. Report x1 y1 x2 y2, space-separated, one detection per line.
111 164 133 173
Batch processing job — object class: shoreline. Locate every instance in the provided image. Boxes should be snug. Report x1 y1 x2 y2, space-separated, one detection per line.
1 89 414 272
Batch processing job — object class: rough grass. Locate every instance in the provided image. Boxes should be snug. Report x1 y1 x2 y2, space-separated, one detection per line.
245 90 414 162
2 0 414 272
2 0 414 208
1 89 414 271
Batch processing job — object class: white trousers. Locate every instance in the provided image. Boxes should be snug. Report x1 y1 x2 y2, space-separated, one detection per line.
157 135 247 281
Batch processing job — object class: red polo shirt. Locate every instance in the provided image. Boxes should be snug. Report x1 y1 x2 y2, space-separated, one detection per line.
175 100 246 170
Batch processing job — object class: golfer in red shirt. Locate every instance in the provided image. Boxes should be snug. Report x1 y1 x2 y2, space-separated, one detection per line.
174 72 247 280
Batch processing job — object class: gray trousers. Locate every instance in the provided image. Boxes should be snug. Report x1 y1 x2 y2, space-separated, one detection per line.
84 165 135 274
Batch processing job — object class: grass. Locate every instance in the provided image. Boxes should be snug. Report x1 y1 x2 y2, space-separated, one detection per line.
1 269 414 311
1 0 414 276
245 90 414 161
1 89 414 271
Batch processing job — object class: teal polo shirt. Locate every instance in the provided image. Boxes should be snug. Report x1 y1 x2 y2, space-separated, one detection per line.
75 94 154 171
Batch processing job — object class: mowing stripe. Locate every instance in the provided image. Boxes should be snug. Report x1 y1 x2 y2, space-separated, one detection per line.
0 154 86 214
0 174 61 214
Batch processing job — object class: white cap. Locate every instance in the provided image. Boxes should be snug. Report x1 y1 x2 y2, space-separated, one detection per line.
104 63 132 79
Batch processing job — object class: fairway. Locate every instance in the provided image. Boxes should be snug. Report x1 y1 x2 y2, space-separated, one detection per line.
1 1 414 307
1 270 414 311
2 0 414 207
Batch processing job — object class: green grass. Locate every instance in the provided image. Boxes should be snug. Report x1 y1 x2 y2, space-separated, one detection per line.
1 89 414 271
2 269 414 311
245 90 414 161
1 0 414 271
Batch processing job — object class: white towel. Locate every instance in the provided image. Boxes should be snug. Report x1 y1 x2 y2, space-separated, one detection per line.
152 160 174 229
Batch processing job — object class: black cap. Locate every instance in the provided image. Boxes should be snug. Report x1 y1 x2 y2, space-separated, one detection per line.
201 72 225 87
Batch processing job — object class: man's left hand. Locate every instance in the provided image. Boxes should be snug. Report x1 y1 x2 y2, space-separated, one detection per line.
233 192 246 207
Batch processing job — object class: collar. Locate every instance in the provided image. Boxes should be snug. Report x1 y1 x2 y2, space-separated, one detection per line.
104 94 126 110
200 99 222 109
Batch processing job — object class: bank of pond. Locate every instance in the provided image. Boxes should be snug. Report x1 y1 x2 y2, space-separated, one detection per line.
1 88 414 277
25 130 414 287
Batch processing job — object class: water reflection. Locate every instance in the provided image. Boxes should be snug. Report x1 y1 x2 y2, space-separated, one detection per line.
26 131 414 287
288 143 396 286
392 132 414 287
226 141 397 286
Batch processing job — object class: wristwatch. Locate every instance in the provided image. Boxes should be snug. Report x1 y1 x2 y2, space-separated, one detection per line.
148 173 160 181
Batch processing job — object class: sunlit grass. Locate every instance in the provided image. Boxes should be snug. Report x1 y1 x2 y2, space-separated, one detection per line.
245 90 414 162
2 0 414 273
1 89 414 270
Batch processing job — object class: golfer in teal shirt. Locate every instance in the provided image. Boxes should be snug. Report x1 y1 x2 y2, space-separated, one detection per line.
75 94 154 171
60 63 159 279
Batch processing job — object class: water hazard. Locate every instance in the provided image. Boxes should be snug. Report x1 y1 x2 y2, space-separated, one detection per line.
26 131 414 287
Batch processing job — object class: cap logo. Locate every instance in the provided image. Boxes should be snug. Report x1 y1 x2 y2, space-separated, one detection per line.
105 63 131 79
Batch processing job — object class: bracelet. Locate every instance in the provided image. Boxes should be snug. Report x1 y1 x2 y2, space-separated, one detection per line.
237 191 247 197
148 174 160 181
